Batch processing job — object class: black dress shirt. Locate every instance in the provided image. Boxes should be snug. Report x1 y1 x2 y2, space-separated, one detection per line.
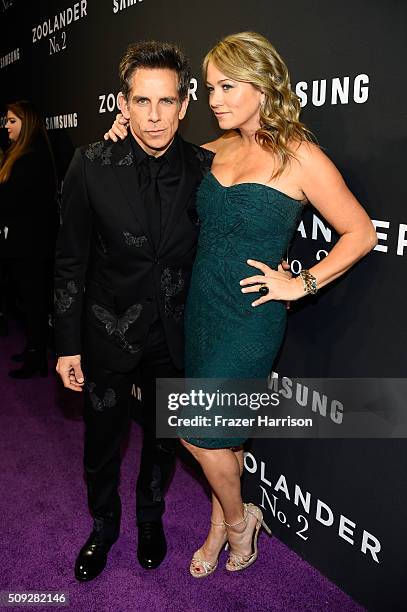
129 131 181 325
129 131 181 250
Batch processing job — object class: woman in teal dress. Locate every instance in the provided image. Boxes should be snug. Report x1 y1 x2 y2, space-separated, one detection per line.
179 32 377 578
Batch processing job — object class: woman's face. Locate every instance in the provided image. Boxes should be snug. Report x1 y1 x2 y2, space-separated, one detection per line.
5 110 22 142
206 61 264 133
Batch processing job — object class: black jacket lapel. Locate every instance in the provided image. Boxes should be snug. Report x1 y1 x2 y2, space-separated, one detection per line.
158 136 206 255
110 137 155 251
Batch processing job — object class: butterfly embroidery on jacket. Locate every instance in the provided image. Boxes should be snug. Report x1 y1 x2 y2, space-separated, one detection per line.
86 381 117 412
92 303 142 353
118 152 134 166
85 141 113 165
97 232 108 254
54 280 79 314
123 231 148 248
85 141 103 161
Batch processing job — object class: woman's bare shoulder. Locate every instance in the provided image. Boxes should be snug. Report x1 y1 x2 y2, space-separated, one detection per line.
200 130 240 153
290 138 324 163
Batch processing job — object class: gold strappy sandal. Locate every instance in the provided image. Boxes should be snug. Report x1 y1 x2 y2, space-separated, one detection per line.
224 503 272 572
189 519 229 578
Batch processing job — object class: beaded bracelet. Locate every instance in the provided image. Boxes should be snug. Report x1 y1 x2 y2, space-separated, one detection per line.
299 269 318 295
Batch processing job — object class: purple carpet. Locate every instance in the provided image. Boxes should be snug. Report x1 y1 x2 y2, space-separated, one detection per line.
0 324 365 612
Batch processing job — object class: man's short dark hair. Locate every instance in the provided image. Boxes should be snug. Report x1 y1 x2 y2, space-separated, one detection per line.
119 41 191 102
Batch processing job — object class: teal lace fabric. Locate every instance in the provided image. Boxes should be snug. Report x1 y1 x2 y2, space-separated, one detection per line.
183 173 304 448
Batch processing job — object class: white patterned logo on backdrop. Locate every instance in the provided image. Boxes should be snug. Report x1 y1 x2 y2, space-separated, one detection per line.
291 211 405 266
244 451 382 563
99 74 368 108
267 372 344 425
98 92 123 114
0 47 19 69
113 0 143 14
370 219 407 256
98 77 367 111
296 74 370 107
1 0 14 11
98 79 198 113
45 113 78 130
1 113 79 131
31 1 88 56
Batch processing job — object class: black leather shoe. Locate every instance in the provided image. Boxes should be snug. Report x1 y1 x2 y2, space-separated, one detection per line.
74 531 118 582
137 521 167 569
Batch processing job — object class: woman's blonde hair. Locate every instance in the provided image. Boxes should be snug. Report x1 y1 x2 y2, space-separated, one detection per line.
203 31 318 180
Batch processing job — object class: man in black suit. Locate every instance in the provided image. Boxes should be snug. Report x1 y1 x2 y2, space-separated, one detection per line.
54 41 213 581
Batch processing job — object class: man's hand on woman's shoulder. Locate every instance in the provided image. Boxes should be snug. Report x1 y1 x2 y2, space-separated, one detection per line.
104 113 129 142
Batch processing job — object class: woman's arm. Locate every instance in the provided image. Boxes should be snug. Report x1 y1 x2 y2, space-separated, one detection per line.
241 141 377 305
295 141 377 291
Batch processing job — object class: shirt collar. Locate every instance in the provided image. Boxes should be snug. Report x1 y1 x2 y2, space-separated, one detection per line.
129 131 179 168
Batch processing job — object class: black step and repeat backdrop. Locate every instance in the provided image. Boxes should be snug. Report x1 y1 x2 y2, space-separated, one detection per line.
1 1 406 610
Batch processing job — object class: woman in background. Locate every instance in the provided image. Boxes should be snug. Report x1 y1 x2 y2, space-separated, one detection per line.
107 31 377 578
0 100 57 378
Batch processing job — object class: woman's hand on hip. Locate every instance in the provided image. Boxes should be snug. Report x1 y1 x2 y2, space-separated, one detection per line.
240 259 304 307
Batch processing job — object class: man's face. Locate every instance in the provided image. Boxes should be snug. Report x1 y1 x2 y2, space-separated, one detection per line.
120 67 189 157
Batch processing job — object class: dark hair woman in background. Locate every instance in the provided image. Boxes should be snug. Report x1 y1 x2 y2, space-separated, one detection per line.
0 100 57 378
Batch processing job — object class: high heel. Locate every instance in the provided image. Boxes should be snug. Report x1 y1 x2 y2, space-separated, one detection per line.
189 518 229 578
224 503 272 572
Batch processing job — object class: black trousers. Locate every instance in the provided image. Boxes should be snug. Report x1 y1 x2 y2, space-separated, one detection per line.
82 318 181 540
3 258 51 350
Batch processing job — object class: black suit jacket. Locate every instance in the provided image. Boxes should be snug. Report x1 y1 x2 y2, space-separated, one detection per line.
0 141 57 259
54 134 213 372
